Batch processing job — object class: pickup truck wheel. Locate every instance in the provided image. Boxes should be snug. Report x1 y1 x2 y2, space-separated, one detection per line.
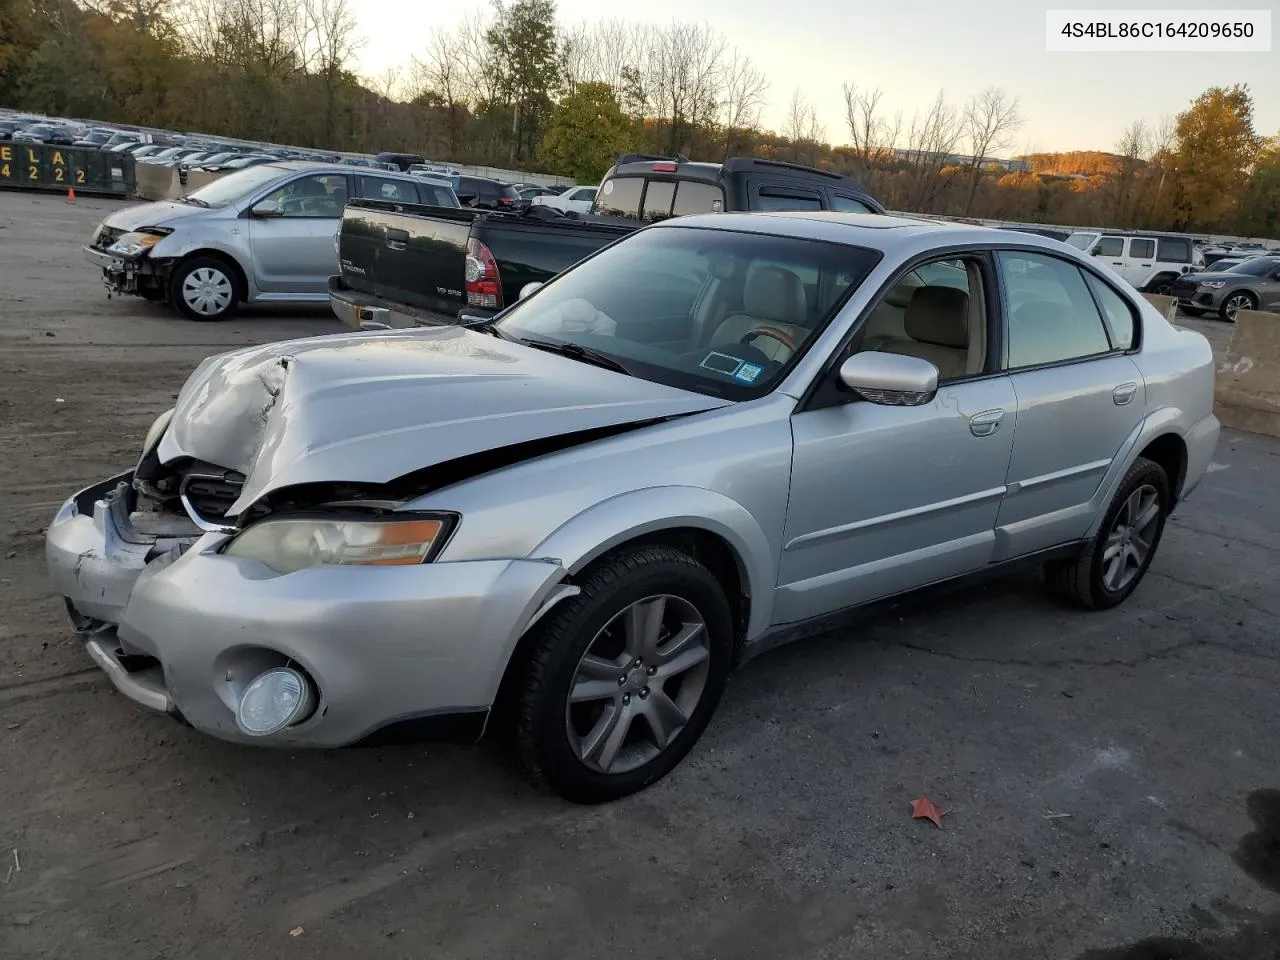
1045 457 1169 610
169 257 239 321
516 545 733 804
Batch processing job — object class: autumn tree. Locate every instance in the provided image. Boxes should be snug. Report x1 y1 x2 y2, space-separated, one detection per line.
485 0 561 162
540 80 633 181
1169 84 1260 230
1238 135 1280 238
961 86 1022 215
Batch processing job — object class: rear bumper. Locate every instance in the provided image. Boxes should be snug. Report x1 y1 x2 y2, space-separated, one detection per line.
328 275 476 331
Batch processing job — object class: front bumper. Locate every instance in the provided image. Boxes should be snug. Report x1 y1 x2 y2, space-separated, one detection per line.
83 245 168 296
328 274 482 331
46 473 567 747
1170 283 1226 309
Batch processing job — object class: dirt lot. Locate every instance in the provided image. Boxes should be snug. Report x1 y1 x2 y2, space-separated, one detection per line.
1 190 1278 960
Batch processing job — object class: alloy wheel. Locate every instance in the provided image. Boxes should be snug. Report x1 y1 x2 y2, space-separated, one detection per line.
182 266 233 317
1102 483 1161 592
1224 294 1253 321
565 594 710 775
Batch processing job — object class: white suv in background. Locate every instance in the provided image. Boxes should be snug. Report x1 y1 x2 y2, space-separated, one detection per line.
531 185 599 215
1065 231 1203 294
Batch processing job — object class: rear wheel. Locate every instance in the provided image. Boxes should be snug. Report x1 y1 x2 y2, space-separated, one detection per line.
1046 457 1170 610
516 545 734 803
169 256 239 321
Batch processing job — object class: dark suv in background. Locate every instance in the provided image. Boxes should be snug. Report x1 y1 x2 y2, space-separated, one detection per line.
454 176 522 210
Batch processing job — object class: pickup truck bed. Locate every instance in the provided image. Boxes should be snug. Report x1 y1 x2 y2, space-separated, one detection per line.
333 199 631 329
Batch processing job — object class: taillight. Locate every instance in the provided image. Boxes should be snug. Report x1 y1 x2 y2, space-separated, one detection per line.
498 195 516 206
464 237 502 310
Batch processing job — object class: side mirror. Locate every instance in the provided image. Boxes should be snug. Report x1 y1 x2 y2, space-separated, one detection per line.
250 200 283 218
519 281 543 300
838 352 938 406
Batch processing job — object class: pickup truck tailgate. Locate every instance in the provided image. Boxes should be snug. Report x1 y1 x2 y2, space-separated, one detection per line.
338 199 477 322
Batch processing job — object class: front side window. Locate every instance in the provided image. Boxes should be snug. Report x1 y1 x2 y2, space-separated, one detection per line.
1095 237 1124 257
496 227 880 399
595 175 643 217
260 174 348 218
998 251 1113 369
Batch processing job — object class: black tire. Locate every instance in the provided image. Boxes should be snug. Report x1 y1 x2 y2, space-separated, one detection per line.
1144 275 1176 295
168 256 240 321
1179 306 1206 317
516 545 734 804
1045 456 1170 610
1218 291 1257 323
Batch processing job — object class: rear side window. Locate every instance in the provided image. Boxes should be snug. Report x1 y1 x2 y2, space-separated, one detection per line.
418 183 457 207
1157 237 1191 263
671 181 724 217
1128 238 1155 259
357 177 416 203
755 189 822 212
831 194 875 213
998 251 1113 368
596 176 643 218
641 181 675 222
1083 273 1137 350
1095 237 1124 257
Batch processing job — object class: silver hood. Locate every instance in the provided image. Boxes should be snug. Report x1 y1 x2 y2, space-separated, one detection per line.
156 326 730 516
103 200 211 231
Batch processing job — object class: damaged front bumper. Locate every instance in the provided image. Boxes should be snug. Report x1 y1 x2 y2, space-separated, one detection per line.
46 472 569 747
83 246 169 298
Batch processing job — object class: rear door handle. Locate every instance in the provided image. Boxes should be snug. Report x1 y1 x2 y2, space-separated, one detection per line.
1113 382 1138 406
384 227 409 251
969 408 1004 437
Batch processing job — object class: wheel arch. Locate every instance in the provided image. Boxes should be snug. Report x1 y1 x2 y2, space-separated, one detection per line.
169 248 249 302
1085 408 1191 538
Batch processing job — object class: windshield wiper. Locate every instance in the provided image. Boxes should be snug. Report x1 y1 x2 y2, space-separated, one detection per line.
177 195 209 207
518 338 631 374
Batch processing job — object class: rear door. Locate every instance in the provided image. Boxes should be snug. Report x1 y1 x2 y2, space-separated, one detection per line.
247 172 350 295
993 249 1145 559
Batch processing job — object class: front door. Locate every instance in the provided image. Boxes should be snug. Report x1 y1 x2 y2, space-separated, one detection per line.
247 172 349 295
992 249 1146 559
775 253 1016 624
1123 236 1157 287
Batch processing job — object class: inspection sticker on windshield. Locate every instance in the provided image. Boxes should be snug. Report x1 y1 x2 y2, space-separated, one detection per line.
699 351 743 376
734 363 764 383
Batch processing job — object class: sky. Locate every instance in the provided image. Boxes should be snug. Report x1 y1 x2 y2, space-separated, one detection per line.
351 0 1278 154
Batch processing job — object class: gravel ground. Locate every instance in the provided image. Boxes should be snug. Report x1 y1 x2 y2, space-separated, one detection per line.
1 190 1277 960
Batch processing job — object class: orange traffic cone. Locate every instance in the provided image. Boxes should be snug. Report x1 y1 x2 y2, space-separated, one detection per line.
66 187 76 204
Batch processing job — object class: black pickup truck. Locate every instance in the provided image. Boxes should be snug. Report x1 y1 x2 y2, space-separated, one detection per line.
328 155 885 331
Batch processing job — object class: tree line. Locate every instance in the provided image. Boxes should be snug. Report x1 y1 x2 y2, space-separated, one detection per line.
1 0 1276 237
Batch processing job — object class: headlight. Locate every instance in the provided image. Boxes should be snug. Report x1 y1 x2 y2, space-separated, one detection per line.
1200 281 1227 289
107 228 171 258
142 408 174 456
223 516 454 573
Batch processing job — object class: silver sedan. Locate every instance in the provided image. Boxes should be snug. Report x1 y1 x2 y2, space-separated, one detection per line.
48 213 1219 802
82 162 456 321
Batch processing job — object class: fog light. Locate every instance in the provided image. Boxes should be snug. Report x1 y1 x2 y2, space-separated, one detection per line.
235 667 317 736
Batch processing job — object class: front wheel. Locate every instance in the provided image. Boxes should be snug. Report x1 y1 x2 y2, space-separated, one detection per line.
1045 457 1170 610
516 545 734 803
169 257 239 321
1219 292 1256 323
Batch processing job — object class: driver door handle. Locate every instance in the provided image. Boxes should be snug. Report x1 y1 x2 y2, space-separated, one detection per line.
969 408 1004 437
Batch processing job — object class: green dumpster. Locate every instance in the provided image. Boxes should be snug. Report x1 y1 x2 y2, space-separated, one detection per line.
0 141 136 196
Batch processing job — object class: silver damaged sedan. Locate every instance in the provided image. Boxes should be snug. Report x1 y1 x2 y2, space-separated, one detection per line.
48 213 1220 802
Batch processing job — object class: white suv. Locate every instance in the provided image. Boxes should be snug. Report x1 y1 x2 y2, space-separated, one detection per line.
1065 232 1203 293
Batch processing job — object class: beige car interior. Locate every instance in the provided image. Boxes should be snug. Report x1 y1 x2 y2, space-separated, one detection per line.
707 265 814 361
857 259 987 380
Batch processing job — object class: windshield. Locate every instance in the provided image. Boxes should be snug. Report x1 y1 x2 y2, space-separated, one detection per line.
1064 232 1096 250
185 164 287 207
496 226 881 399
1227 258 1278 277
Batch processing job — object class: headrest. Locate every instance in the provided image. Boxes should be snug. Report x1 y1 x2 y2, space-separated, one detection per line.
905 285 969 348
743 266 807 325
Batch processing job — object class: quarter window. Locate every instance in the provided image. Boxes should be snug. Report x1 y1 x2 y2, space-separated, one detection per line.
1083 273 1137 350
1094 237 1124 257
998 251 1113 368
1156 237 1191 263
831 194 874 213
1128 238 1155 259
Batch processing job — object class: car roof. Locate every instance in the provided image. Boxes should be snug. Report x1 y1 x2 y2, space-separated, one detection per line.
259 161 420 179
655 210 1086 258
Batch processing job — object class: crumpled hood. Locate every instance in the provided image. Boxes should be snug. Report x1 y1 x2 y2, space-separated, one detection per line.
103 200 210 232
157 326 729 516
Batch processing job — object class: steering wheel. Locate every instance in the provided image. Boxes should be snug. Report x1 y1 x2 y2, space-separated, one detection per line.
742 325 798 360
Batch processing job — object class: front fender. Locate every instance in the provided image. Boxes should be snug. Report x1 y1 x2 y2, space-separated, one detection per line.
531 486 779 642
150 230 250 280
